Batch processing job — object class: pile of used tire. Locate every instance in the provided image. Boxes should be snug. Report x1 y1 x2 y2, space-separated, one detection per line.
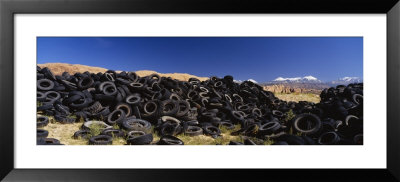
36 66 363 145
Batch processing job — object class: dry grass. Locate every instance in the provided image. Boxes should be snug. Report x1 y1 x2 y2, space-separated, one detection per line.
274 92 320 103
39 115 126 145
39 116 257 145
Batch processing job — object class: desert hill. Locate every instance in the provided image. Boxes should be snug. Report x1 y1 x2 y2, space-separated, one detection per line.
38 63 209 82
262 83 329 94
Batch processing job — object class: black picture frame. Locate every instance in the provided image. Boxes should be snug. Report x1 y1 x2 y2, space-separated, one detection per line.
1 0 399 181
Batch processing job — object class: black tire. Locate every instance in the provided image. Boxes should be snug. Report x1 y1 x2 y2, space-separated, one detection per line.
54 103 71 116
352 94 363 105
116 77 131 86
161 99 179 116
176 100 190 117
38 138 62 145
203 125 221 136
237 105 251 112
37 116 49 127
45 91 61 101
127 133 153 145
272 110 284 118
126 130 145 138
54 115 75 124
243 123 260 136
84 101 103 114
37 92 47 102
106 109 126 125
89 135 113 145
63 94 82 105
159 88 172 100
60 80 77 91
73 130 91 139
148 74 161 83
345 115 361 127
41 67 56 81
158 122 182 136
318 132 341 145
183 120 199 128
126 94 141 105
94 94 115 103
37 129 49 138
37 138 46 145
169 93 181 101
129 82 145 91
37 79 54 91
70 98 92 110
184 125 203 136
37 73 45 79
218 121 235 130
103 72 115 81
258 121 281 135
44 110 55 116
103 84 118 96
93 106 110 119
200 111 216 122
252 108 262 118
157 135 184 145
101 129 125 138
77 76 94 90
53 85 65 91
231 110 245 123
122 118 152 132
127 72 139 82
98 81 115 92
292 113 322 135
115 103 132 117
160 116 181 125
142 100 161 119
117 87 127 99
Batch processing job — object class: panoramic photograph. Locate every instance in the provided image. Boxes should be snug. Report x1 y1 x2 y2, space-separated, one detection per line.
36 37 363 145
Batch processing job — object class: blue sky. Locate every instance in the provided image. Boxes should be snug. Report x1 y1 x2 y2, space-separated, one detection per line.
37 37 363 83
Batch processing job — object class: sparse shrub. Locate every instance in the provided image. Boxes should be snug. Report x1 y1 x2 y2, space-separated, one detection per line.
284 109 295 122
88 123 104 138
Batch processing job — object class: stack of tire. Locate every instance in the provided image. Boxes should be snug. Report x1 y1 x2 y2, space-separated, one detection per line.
36 65 363 145
37 116 63 145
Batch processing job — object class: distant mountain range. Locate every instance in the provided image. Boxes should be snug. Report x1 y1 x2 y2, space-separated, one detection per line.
236 76 362 86
271 76 321 83
267 76 362 85
261 76 363 94
330 77 363 85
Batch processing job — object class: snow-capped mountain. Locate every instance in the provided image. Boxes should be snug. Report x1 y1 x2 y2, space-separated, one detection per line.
330 77 363 85
272 76 322 83
260 75 363 94
234 79 258 83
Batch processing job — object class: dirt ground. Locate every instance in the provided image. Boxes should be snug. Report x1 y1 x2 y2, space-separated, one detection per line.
274 92 320 103
39 116 253 145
